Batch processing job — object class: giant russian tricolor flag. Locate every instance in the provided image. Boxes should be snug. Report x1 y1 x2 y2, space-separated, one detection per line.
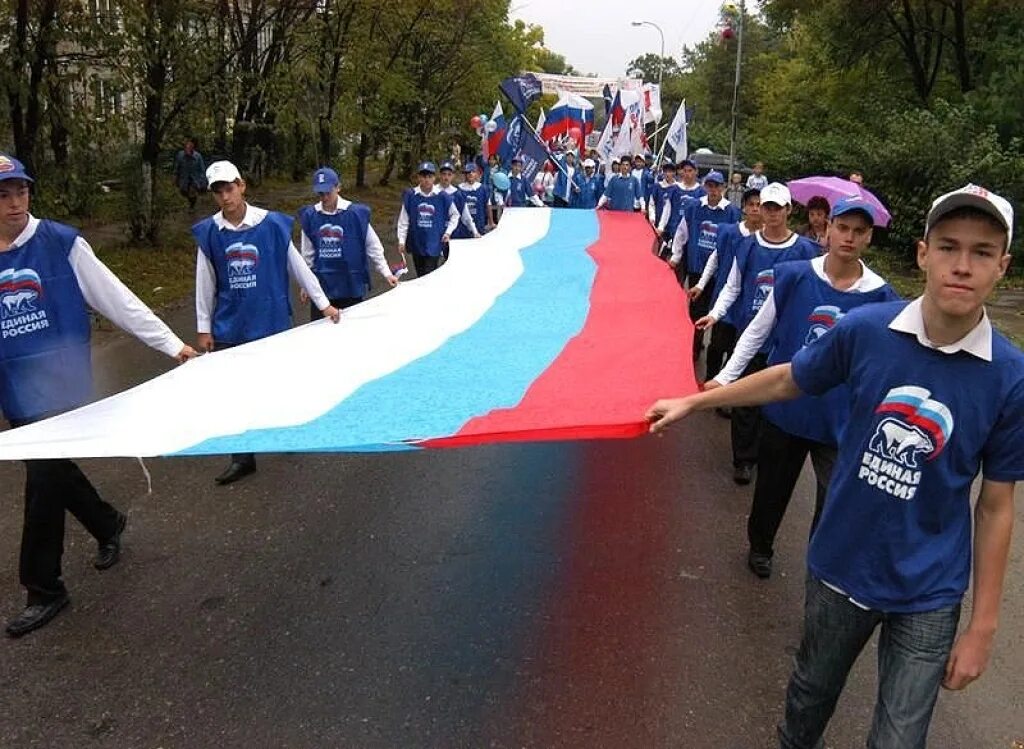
0 210 696 461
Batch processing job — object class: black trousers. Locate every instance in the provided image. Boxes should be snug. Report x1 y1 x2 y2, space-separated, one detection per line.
731 353 767 467
553 196 570 208
309 296 363 322
705 321 737 382
687 272 712 361
412 253 440 278
747 421 836 556
10 418 121 604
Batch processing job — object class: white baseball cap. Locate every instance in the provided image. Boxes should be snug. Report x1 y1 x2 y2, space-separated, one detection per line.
925 183 1014 249
206 160 242 186
759 182 791 207
583 159 596 168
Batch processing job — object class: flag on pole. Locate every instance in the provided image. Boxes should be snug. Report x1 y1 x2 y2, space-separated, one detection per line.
540 91 594 153
665 99 689 160
641 83 662 124
499 73 543 114
602 83 613 117
514 115 552 184
535 108 546 137
485 102 507 160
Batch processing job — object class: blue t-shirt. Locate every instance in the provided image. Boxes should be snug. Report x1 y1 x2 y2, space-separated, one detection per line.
0 220 92 421
684 199 742 275
603 175 639 211
731 232 820 332
792 301 1024 613
575 174 602 209
762 260 900 445
298 203 371 300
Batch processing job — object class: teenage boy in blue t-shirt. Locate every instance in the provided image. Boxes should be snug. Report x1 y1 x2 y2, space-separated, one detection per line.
647 184 1023 749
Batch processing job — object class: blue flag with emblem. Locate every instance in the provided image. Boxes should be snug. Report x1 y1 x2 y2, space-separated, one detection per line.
499 74 543 114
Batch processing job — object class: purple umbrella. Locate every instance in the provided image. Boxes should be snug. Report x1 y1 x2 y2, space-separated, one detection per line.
786 176 892 227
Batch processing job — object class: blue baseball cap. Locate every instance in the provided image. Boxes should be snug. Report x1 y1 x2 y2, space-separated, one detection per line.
439 161 455 172
831 195 876 224
417 161 437 174
0 153 34 183
463 162 478 173
312 167 339 193
703 170 725 185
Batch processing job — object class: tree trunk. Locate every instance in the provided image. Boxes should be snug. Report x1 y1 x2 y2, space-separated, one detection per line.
318 117 332 165
356 131 369 187
951 0 971 93
378 148 396 186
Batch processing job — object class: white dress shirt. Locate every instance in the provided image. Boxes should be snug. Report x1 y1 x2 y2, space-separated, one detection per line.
6 215 184 357
195 204 329 335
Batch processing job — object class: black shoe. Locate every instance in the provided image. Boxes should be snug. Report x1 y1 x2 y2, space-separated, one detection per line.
215 461 255 486
5 594 70 638
747 550 773 579
715 407 732 420
733 464 754 485
95 512 127 571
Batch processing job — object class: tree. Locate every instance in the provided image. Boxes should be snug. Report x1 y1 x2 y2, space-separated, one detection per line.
626 54 683 82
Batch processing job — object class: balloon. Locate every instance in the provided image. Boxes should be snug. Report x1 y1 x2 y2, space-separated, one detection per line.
485 120 498 132
492 171 510 191
721 26 735 40
479 114 489 124
470 115 482 129
567 127 583 142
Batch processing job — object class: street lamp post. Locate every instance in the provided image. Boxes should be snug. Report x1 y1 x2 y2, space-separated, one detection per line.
631 20 665 151
726 0 745 184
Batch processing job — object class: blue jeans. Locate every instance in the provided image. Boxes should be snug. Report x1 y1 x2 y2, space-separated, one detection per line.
779 577 960 749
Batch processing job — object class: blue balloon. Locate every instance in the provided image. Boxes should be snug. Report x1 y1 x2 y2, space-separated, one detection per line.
491 171 510 191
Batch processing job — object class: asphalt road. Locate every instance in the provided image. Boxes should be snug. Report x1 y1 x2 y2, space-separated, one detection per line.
1 300 1021 749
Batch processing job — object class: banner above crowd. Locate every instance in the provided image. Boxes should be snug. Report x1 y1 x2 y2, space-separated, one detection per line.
526 73 642 99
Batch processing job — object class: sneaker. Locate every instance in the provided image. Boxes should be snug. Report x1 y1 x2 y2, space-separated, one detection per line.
733 464 754 485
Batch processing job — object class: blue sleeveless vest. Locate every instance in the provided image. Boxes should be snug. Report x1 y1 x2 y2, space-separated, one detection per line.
459 183 488 234
403 189 451 257
0 220 92 421
507 175 529 207
193 211 293 345
685 201 741 275
733 233 820 332
763 261 901 445
298 203 371 300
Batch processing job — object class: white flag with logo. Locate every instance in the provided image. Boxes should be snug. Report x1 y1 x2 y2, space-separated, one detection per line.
642 83 662 124
665 99 688 160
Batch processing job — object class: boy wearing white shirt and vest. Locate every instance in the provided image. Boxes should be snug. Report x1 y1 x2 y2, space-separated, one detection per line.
438 161 481 241
396 162 460 278
710 197 899 579
298 167 397 319
696 183 820 485
0 153 197 637
194 161 339 487
648 184 1023 748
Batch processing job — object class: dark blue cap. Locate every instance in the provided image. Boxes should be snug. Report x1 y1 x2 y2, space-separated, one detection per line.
439 161 455 172
0 153 33 183
417 161 437 174
312 167 339 193
703 170 725 185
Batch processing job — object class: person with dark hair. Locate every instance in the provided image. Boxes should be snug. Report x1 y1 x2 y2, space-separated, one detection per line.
397 162 461 278
802 195 830 247
848 170 864 185
173 138 207 210
648 184 1021 749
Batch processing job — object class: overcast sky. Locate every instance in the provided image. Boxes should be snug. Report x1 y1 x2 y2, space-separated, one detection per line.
510 0 728 78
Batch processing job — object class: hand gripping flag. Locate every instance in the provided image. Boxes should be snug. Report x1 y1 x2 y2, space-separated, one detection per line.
0 210 697 460
484 102 507 161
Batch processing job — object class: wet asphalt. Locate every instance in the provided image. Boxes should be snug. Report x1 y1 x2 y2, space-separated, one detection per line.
0 298 1021 749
